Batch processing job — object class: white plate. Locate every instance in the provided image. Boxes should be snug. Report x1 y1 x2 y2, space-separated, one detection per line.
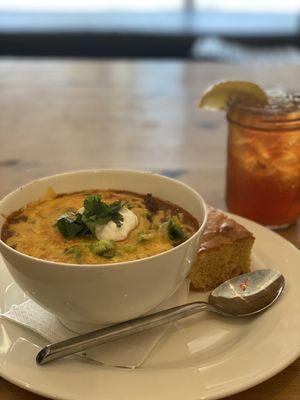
0 215 300 400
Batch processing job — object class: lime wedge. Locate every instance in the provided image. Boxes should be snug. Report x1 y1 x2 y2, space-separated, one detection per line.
198 81 268 111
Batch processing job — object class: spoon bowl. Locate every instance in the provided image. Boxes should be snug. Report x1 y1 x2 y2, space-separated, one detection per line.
36 269 285 365
209 269 285 317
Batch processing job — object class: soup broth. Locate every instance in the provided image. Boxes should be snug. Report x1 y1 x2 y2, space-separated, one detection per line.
1 190 199 264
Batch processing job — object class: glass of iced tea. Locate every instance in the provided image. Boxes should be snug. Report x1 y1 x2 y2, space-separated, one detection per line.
226 91 300 229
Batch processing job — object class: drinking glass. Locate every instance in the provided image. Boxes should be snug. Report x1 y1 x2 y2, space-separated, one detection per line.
226 92 300 229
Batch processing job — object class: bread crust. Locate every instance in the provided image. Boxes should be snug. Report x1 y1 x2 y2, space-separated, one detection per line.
189 206 255 292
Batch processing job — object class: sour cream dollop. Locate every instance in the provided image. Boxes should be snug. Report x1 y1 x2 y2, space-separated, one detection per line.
95 207 138 241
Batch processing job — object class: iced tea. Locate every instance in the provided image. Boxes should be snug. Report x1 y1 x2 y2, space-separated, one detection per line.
226 92 300 228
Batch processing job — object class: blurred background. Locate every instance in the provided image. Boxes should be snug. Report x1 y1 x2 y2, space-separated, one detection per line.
0 0 300 63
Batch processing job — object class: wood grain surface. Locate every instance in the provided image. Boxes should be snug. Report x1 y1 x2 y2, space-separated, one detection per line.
0 59 299 399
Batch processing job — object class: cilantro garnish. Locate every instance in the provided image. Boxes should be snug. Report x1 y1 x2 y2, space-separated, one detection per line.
83 195 123 227
56 212 86 238
56 195 124 239
167 216 186 245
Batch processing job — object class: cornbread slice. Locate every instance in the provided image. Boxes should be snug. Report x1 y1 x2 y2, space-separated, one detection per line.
189 207 254 292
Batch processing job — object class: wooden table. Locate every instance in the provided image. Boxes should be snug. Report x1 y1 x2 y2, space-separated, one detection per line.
0 59 299 400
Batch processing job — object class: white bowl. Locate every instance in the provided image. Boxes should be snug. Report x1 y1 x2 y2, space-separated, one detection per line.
0 170 207 332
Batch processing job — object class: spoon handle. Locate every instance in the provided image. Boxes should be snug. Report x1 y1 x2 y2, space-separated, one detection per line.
36 301 210 365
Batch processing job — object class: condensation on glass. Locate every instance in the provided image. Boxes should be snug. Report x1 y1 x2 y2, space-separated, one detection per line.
226 91 300 229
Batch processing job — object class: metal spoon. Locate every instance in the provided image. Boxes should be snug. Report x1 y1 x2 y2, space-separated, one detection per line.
36 269 284 365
